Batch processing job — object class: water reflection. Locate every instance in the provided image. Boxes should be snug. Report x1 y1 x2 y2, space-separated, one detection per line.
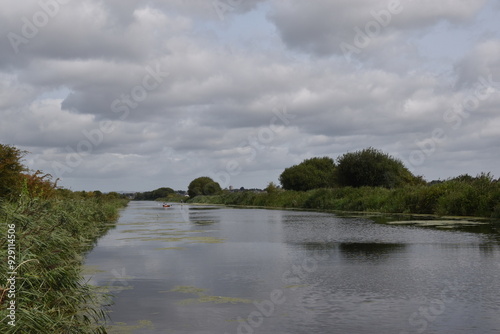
339 242 406 262
187 205 221 226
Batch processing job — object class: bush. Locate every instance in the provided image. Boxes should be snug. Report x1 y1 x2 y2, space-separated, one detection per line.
336 147 423 188
0 144 28 198
279 157 336 191
188 177 222 198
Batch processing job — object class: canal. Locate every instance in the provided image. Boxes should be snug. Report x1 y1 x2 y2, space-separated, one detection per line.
84 201 500 333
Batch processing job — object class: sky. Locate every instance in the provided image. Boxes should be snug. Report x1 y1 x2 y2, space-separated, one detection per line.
1 0 500 192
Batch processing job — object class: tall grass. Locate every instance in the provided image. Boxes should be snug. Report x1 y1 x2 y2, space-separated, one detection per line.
0 194 128 333
190 175 500 219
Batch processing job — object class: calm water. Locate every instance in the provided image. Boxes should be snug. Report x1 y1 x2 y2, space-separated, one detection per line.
84 201 500 334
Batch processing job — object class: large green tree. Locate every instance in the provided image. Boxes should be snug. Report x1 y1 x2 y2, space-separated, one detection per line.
335 147 423 188
0 143 27 197
188 176 222 198
279 157 336 191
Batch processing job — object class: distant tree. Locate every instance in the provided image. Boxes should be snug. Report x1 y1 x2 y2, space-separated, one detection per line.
152 187 175 199
335 147 423 188
188 177 222 198
104 191 123 199
135 187 175 200
279 157 336 191
0 144 28 197
265 182 280 193
449 174 475 183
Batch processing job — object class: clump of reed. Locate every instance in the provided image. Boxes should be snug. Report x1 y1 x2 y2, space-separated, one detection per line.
0 194 127 333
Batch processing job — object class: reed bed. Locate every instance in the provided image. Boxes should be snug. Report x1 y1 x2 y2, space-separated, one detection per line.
0 194 128 333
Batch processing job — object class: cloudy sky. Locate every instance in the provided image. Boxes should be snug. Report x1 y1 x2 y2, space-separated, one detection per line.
1 0 500 192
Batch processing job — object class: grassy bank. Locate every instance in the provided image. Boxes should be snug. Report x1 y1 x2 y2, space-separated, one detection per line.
0 193 128 333
190 177 500 219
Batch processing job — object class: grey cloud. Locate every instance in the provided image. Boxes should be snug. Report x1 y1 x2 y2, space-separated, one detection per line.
454 40 500 89
268 0 487 58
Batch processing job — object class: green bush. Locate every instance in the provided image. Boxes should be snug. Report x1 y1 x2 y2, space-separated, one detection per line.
188 177 222 198
279 157 336 191
336 147 423 188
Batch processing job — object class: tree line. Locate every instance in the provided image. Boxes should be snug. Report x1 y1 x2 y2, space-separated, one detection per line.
186 147 500 218
279 147 424 191
187 147 425 196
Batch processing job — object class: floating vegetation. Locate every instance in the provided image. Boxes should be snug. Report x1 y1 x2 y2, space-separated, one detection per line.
117 235 225 244
169 285 253 305
284 284 308 289
92 284 134 294
385 220 487 228
120 228 176 233
170 286 207 296
178 295 254 305
107 320 155 334
117 236 184 242
185 236 225 244
81 265 106 275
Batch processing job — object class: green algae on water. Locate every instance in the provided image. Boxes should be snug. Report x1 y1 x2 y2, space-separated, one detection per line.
107 320 155 334
170 285 207 296
117 235 225 243
385 219 487 228
169 285 253 305
178 295 254 305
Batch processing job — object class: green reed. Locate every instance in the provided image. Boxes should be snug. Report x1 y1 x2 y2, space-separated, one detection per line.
0 194 128 333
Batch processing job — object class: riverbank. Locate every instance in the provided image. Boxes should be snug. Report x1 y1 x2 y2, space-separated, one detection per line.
0 193 128 333
189 180 500 219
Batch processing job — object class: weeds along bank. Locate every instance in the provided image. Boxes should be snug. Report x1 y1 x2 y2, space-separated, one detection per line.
190 178 500 219
0 193 128 334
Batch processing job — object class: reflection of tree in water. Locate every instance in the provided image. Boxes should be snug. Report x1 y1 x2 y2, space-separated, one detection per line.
295 241 406 264
187 206 221 225
478 242 500 257
300 242 338 251
192 220 217 226
339 242 406 262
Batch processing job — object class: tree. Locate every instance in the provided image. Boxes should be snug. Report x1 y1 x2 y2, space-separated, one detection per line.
135 187 175 200
152 187 175 199
0 144 27 197
188 177 222 198
265 181 280 194
279 157 336 191
335 147 423 188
